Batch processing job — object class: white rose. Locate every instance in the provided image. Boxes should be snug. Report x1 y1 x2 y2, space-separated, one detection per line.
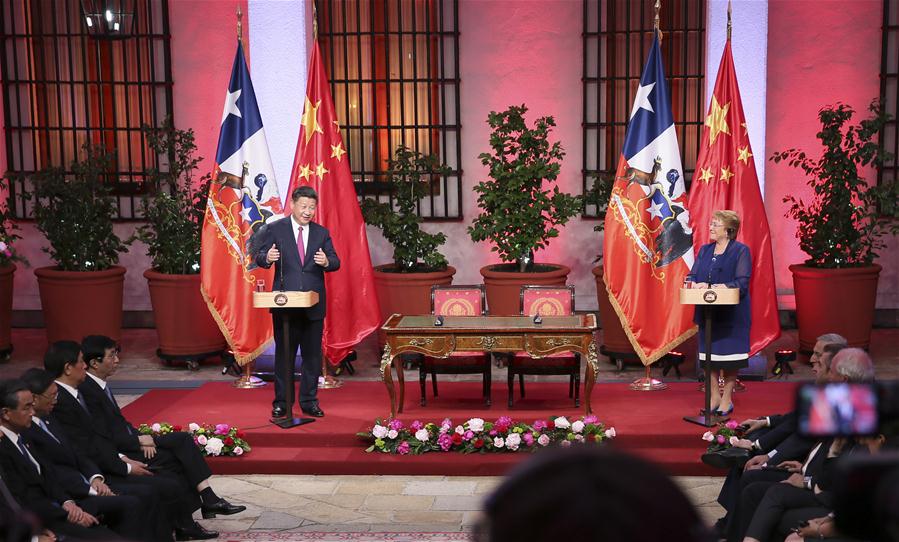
204 437 224 456
493 437 504 448
560 439 572 447
151 423 162 433
571 420 585 434
372 425 388 439
467 418 485 432
537 434 550 447
505 433 521 451
729 436 741 446
554 416 571 429
188 423 200 432
415 429 430 442
455 425 465 435
387 429 398 439
702 431 715 442
196 435 208 446
604 427 617 439
233 446 244 456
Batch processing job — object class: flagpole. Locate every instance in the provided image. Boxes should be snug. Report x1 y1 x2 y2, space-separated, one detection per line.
727 0 732 41
654 0 662 43
230 5 266 390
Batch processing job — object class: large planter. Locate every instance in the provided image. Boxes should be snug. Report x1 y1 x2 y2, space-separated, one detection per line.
480 264 570 316
144 269 227 358
0 263 15 356
591 266 637 364
373 264 456 346
36 266 126 343
790 263 881 351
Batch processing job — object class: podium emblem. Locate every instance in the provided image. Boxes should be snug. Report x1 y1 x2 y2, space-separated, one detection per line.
702 290 718 303
274 293 289 306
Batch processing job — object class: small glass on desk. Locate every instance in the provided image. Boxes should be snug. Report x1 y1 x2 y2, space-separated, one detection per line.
256 279 265 293
682 277 694 289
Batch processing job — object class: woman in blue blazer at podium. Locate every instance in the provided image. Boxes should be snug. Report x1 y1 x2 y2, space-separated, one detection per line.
687 209 751 416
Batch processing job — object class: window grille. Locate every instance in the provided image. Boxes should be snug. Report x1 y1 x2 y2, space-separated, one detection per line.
880 0 898 204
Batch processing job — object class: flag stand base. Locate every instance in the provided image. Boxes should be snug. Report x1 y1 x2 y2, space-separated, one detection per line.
270 416 316 429
233 363 266 389
319 375 343 389
630 366 667 391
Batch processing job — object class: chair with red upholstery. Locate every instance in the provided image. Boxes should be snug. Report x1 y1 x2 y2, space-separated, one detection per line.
420 285 491 406
508 285 580 407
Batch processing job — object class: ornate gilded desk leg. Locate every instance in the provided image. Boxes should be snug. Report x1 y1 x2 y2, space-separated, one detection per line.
380 345 396 418
395 353 405 414
584 342 599 415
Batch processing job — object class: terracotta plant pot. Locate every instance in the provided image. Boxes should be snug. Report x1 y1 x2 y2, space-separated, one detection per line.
373 265 456 346
144 269 227 358
591 266 637 358
790 263 881 351
0 263 15 355
480 264 570 316
35 266 126 344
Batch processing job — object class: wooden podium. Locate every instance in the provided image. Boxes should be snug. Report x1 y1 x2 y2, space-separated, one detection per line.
253 290 319 429
680 287 739 427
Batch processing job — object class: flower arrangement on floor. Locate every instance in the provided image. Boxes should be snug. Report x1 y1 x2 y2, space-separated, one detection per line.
358 415 616 455
138 422 251 457
701 419 746 453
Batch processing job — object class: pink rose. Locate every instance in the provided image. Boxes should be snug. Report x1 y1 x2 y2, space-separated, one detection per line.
388 419 404 431
410 420 423 431
583 415 599 425
234 446 244 456
603 427 616 439
397 441 410 455
533 420 547 431
716 435 726 444
725 420 740 430
702 431 715 442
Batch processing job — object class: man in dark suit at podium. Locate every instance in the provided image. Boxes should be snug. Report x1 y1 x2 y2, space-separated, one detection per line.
254 186 340 419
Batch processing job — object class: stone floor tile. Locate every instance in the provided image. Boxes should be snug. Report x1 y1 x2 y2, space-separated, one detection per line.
473 479 502 495
403 480 479 496
432 495 485 511
391 510 465 525
336 479 409 495
198 518 255 532
251 510 304 530
369 524 462 533
361 495 435 511
269 478 340 496
308 494 367 509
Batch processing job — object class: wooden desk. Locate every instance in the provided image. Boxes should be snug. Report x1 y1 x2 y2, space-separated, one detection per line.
380 314 599 418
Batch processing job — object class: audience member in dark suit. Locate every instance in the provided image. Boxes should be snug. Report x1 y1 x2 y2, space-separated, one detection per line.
0 458 52 542
254 185 340 419
80 335 245 521
43 341 218 541
0 378 141 540
21 368 166 542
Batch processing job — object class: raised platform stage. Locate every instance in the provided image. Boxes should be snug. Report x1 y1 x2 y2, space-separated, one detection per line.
122 380 797 477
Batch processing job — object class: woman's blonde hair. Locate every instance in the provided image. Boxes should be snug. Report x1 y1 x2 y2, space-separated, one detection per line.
713 210 740 240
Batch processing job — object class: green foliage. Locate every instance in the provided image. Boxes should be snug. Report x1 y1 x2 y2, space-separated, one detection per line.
467 105 582 272
771 100 898 268
0 175 25 267
32 145 129 271
359 145 449 272
131 118 211 274
584 171 614 263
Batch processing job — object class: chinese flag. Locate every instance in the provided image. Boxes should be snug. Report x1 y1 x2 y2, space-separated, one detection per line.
286 42 381 365
687 40 780 355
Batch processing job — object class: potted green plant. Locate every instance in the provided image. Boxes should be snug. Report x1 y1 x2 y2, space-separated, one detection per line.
468 105 582 315
585 172 635 369
132 118 225 364
32 145 130 343
361 146 455 342
771 100 899 350
0 176 25 358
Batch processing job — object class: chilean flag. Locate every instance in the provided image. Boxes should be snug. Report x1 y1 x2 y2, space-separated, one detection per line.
603 36 697 365
200 41 283 364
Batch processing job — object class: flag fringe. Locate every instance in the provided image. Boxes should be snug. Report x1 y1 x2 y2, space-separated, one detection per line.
200 285 273 366
603 277 697 366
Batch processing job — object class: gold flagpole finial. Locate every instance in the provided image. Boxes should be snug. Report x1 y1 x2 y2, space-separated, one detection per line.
236 6 243 42
312 0 318 41
653 0 662 43
727 0 732 40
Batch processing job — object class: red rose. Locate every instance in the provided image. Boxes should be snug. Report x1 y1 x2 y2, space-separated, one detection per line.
547 420 555 429
224 437 235 446
474 438 484 449
451 433 463 445
173 425 183 432
236 430 245 439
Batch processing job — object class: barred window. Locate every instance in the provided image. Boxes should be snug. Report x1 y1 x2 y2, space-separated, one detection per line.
582 0 705 217
316 0 462 220
881 0 898 198
0 0 173 219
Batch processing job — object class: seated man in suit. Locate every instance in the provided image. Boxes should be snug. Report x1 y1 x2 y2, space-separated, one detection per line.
80 335 246 521
44 341 218 541
0 457 53 542
21 367 165 542
0 378 143 540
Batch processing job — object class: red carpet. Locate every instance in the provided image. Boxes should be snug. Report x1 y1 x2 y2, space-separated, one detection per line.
122 380 798 477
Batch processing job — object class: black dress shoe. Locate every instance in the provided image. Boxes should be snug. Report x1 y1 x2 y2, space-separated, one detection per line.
201 498 247 519
175 521 219 540
301 405 325 417
271 405 286 419
701 447 750 469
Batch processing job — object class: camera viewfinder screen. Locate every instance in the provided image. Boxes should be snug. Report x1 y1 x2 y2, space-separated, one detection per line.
797 383 878 437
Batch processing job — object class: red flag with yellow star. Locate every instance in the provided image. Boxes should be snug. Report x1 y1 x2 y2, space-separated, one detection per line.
687 40 780 354
286 42 380 365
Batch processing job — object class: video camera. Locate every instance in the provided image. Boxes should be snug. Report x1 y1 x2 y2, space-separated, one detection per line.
795 381 899 542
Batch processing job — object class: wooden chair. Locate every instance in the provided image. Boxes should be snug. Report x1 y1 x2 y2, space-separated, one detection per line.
420 285 492 406
508 285 580 407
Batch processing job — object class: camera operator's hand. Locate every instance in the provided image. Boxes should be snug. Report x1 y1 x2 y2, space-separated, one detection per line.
744 454 767 471
740 418 766 433
778 460 803 473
